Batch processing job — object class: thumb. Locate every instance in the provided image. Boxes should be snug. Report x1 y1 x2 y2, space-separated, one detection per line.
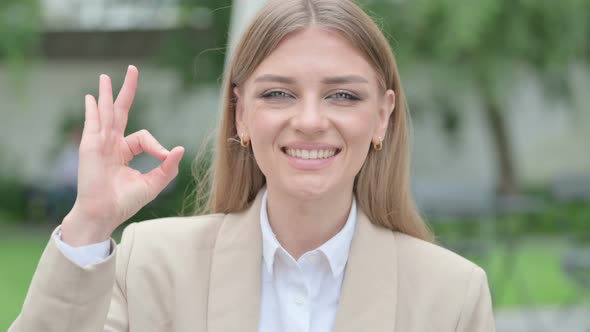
144 146 185 196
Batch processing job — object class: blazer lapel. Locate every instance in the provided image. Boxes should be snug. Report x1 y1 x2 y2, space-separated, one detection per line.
207 191 264 332
333 208 399 332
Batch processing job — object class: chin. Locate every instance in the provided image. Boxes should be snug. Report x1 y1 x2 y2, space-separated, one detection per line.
279 177 336 201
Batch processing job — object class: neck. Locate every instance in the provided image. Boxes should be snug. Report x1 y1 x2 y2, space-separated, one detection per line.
265 184 354 260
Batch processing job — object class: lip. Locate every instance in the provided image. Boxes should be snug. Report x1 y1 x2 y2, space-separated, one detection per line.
281 142 341 150
280 142 341 171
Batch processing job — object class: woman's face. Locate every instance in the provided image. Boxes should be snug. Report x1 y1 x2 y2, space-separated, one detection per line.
235 27 395 199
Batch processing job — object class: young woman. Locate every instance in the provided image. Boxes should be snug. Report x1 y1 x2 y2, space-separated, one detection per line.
10 0 495 331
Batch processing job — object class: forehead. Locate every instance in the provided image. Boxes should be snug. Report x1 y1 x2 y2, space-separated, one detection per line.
247 27 379 86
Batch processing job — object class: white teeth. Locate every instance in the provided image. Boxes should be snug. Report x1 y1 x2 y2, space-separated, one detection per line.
285 148 337 159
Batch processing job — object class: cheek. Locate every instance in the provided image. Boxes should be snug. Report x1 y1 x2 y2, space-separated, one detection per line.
246 106 286 176
339 110 377 147
247 105 283 142
349 122 373 145
347 127 372 168
335 110 378 172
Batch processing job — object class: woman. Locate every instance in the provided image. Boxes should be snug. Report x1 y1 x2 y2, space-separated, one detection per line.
10 0 495 331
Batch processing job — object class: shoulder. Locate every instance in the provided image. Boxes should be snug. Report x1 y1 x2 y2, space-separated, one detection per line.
393 231 482 278
392 232 492 328
120 213 227 252
393 231 488 300
112 214 229 301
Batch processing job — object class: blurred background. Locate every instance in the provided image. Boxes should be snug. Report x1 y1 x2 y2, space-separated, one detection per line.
1 0 589 330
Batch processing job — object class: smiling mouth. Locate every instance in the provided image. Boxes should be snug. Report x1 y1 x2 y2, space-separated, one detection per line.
281 147 342 160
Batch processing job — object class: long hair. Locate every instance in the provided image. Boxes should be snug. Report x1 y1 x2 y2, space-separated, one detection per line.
198 0 433 242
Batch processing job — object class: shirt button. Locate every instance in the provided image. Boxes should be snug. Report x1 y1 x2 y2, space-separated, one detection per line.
294 294 305 305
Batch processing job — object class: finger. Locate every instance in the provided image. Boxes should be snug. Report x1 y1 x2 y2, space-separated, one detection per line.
160 146 184 175
98 74 114 133
114 65 139 134
83 94 100 135
144 146 185 195
125 129 170 160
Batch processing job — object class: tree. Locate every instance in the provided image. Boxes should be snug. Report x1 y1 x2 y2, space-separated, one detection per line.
363 0 590 195
158 0 267 86
225 0 268 65
0 0 41 90
156 0 233 87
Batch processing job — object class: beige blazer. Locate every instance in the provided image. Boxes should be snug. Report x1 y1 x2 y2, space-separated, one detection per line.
10 190 495 332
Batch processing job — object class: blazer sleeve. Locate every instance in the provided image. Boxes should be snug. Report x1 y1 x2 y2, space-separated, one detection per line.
455 266 496 332
9 223 137 332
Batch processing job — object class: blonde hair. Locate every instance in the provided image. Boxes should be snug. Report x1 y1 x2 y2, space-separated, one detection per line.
199 0 433 242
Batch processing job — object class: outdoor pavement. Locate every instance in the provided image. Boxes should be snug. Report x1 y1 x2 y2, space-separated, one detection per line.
496 306 590 332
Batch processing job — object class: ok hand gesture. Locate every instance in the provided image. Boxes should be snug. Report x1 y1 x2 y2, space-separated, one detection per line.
61 66 185 246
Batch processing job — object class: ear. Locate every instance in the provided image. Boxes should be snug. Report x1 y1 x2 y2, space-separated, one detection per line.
374 89 395 143
233 87 247 135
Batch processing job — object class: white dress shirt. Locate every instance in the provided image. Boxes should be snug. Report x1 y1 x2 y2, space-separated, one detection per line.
258 191 357 332
55 190 357 332
55 228 111 267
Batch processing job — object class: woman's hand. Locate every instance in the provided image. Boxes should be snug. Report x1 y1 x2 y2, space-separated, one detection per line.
61 66 185 246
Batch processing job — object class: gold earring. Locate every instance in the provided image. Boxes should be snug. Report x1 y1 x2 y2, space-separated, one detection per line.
373 136 383 151
240 133 250 148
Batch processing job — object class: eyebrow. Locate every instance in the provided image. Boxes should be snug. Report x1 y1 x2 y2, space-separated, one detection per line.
253 74 369 85
253 74 296 84
321 75 369 84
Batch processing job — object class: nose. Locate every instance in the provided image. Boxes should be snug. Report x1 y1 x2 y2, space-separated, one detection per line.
290 98 329 135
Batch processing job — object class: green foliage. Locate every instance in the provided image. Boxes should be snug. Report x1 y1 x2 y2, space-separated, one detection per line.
0 0 40 60
363 0 590 193
0 0 41 91
363 0 590 110
129 146 212 222
365 0 590 69
0 177 28 223
0 0 232 88
0 146 212 227
156 0 233 87
477 241 590 307
431 201 590 241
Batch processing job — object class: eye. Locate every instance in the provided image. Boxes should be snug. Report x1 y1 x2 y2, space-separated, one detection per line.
329 91 361 101
261 90 293 99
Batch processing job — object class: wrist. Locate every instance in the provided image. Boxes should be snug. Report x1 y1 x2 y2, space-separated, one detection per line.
61 212 112 247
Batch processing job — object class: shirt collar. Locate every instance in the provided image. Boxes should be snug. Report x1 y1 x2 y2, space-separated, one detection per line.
260 190 282 275
260 189 357 278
